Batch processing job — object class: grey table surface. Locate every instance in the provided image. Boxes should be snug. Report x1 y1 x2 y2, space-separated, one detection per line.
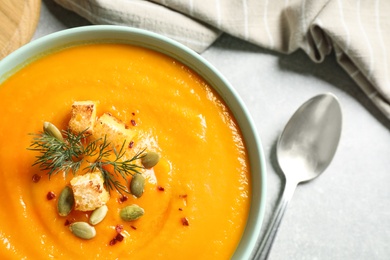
31 1 390 259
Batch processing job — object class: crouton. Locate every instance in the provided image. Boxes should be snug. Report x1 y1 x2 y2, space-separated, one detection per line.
69 101 97 134
70 171 110 211
92 112 136 150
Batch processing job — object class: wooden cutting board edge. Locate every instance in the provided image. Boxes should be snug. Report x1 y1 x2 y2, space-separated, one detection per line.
0 0 41 60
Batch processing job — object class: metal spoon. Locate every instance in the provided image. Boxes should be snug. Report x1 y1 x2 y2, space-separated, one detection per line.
253 93 342 260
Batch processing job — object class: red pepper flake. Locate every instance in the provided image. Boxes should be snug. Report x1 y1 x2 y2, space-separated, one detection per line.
115 233 124 242
130 225 137 230
109 238 117 246
46 191 56 200
32 174 41 183
179 194 188 198
115 224 124 233
131 119 136 126
132 112 135 116
128 141 134 149
178 208 183 211
65 218 76 226
118 195 128 203
110 226 125 246
181 217 189 226
157 186 165 191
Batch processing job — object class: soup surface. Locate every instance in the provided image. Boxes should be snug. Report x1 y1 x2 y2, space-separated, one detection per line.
0 43 250 259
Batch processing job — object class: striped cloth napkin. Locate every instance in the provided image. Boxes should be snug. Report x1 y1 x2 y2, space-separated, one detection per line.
54 0 390 119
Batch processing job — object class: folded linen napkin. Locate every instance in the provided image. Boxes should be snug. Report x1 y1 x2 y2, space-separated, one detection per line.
54 0 390 119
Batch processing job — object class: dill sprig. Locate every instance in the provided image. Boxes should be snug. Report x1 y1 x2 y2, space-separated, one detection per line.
28 129 91 177
28 128 144 194
87 137 145 194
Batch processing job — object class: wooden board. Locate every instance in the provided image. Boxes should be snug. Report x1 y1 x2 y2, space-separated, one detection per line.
0 0 41 59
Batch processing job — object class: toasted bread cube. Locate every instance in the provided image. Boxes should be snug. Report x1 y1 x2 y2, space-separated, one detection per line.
92 112 136 149
70 171 110 211
69 101 97 134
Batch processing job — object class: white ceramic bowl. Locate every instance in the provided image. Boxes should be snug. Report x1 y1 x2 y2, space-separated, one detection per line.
0 25 266 259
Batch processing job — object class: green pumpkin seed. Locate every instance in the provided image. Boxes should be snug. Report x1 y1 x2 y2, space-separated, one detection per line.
141 151 160 169
89 205 108 225
120 204 144 221
57 186 74 217
43 121 64 141
69 222 96 240
130 174 145 198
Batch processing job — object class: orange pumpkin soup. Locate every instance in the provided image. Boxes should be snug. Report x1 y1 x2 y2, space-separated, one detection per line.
0 44 250 259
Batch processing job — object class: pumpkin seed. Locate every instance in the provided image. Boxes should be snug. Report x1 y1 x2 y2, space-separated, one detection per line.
69 222 96 240
43 121 64 141
89 205 108 225
130 174 145 198
57 186 74 217
120 204 144 221
141 151 160 169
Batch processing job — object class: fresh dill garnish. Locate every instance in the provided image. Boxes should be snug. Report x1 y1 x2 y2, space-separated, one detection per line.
28 128 91 177
28 128 144 194
87 137 145 194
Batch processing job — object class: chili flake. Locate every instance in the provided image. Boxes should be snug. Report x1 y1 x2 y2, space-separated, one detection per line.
32 174 41 183
128 141 134 149
115 233 124 242
131 119 136 126
119 195 128 203
157 186 165 191
181 217 189 226
115 224 124 233
65 218 76 226
109 238 117 246
110 226 125 246
130 225 137 230
46 191 56 200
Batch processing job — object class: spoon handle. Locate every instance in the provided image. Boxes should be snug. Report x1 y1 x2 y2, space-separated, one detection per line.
253 179 298 260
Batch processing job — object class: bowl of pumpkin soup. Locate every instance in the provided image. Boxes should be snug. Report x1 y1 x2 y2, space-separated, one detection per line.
0 25 266 259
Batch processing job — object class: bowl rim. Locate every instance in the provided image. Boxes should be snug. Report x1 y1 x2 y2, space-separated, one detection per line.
0 25 267 259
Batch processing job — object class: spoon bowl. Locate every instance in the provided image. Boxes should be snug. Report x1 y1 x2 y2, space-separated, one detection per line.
277 93 342 183
252 93 342 260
